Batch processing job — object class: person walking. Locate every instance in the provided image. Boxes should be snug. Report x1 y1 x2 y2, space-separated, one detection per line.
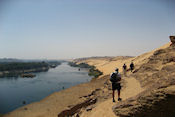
130 62 134 72
123 63 127 76
110 68 122 102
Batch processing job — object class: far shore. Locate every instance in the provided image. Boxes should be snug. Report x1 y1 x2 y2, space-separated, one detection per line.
0 67 49 78
0 61 61 78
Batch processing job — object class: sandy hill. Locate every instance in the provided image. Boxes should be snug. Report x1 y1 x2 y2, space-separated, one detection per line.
73 42 175 117
75 43 171 77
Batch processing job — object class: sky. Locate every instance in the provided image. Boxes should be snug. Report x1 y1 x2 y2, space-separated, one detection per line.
0 0 175 59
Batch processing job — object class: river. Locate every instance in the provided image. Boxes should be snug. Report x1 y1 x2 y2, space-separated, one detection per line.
0 62 92 114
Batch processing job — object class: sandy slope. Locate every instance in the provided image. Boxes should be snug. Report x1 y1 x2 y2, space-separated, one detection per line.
76 43 171 77
75 43 171 117
80 77 144 117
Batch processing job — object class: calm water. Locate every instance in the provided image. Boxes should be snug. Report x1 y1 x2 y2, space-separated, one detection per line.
0 62 92 113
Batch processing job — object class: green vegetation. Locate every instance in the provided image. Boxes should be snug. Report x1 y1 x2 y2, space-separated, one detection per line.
68 62 76 66
68 62 103 78
0 62 50 77
47 61 61 68
0 60 62 78
0 62 49 71
68 62 93 68
88 68 103 78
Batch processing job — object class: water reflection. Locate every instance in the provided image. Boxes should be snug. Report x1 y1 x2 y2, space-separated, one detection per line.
0 62 92 113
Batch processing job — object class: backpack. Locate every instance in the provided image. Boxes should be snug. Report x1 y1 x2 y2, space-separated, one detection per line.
110 72 121 83
123 65 126 70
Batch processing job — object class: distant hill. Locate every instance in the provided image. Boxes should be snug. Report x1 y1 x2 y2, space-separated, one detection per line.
0 58 24 63
0 58 65 63
73 56 134 62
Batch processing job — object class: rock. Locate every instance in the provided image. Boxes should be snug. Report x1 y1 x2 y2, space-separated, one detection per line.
161 65 175 72
75 113 80 117
169 36 175 44
113 85 175 117
86 107 93 111
22 101 26 105
153 49 166 56
21 74 36 78
163 56 175 64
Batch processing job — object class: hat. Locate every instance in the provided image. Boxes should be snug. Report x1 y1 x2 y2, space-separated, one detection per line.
115 68 119 72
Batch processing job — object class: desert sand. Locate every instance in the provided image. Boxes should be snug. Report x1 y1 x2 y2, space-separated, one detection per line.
4 42 174 117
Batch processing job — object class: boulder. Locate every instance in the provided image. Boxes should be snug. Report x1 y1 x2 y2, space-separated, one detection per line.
169 36 175 44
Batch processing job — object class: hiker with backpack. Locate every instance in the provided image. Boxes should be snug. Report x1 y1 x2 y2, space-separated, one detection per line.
110 68 122 102
130 62 134 72
123 63 127 76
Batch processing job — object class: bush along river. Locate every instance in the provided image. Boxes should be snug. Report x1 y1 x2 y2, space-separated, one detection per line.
68 62 103 78
0 62 92 114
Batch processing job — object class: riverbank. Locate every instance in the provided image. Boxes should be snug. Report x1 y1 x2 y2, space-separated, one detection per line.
4 75 109 117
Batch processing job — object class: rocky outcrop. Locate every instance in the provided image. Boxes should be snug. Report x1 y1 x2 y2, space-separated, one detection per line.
170 36 175 44
113 43 175 117
132 44 175 88
20 74 36 78
58 98 97 117
113 85 175 117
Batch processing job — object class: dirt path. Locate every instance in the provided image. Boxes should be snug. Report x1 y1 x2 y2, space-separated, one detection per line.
81 77 144 117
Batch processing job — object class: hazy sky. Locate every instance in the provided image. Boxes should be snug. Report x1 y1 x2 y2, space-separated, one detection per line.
0 0 175 59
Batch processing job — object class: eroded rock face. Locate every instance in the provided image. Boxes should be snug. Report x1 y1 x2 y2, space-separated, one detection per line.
113 85 175 117
169 36 175 44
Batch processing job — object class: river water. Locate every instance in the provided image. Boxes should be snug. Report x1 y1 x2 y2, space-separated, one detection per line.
0 62 92 114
